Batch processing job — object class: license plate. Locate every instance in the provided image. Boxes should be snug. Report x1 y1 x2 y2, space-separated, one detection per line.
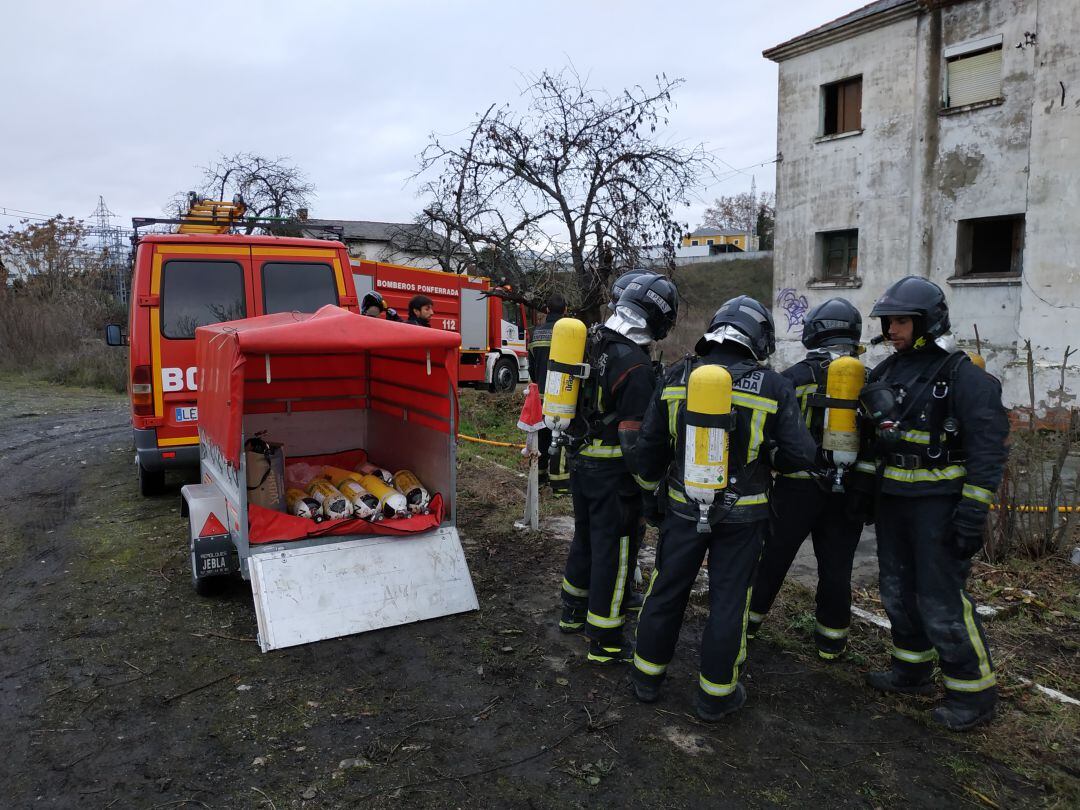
175 406 198 422
197 549 231 577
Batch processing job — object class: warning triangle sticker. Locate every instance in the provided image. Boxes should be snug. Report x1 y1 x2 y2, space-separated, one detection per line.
199 512 229 537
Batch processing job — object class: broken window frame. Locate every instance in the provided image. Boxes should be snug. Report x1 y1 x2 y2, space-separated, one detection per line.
954 214 1025 278
817 229 859 281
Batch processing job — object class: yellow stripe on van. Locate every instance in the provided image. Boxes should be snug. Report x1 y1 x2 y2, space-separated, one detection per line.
332 258 345 296
250 247 337 258
158 436 198 446
150 252 164 417
156 245 254 255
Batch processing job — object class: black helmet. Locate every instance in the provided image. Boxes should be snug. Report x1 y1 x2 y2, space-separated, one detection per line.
361 291 387 314
696 295 775 360
801 297 862 349
609 270 652 310
616 274 679 340
869 276 949 343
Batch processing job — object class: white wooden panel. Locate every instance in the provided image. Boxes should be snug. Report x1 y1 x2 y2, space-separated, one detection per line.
249 527 478 652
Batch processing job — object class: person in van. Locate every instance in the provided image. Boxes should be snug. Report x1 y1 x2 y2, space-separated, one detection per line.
407 295 435 327
361 291 401 321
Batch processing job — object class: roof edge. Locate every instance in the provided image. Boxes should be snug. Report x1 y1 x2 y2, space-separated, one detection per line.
763 1 920 62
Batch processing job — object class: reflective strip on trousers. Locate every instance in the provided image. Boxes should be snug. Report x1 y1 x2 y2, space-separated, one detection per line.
634 653 667 677
943 673 998 692
579 440 622 459
962 591 993 679
587 611 625 629
634 474 660 491
814 622 849 640
562 577 588 598
608 535 630 621
892 646 937 664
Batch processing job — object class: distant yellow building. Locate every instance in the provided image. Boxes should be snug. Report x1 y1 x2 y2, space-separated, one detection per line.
681 226 758 252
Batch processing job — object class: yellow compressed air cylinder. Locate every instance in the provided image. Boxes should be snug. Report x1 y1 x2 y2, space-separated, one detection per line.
358 473 409 518
542 318 588 435
822 355 865 467
683 365 733 511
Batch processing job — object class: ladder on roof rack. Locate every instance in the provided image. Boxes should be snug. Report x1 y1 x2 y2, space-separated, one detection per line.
179 199 247 234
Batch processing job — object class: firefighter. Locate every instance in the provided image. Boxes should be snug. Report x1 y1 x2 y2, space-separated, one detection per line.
361 291 401 321
630 297 817 720
608 270 655 310
854 277 1008 732
407 294 434 327
747 297 866 659
558 274 679 665
528 292 569 492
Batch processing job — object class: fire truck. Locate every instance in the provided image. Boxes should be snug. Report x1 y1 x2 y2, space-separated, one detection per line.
350 260 529 393
106 199 361 496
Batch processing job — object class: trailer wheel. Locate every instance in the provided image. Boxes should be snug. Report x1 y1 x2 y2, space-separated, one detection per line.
138 462 165 497
191 550 220 597
489 356 518 393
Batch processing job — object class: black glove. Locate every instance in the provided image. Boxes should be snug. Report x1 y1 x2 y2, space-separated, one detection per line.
844 489 875 526
641 490 663 528
950 501 988 559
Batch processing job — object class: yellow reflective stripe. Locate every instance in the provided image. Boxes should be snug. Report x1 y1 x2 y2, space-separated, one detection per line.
669 487 687 503
527 340 551 349
736 584 752 667
747 408 767 461
732 392 778 414
587 610 624 629
961 592 993 679
855 461 877 474
634 475 660 492
561 578 588 598
892 646 937 664
633 653 667 676
942 673 998 692
660 386 686 401
609 535 629 620
962 483 993 505
579 440 622 458
699 672 738 697
550 472 570 481
667 488 768 507
899 429 930 445
881 465 967 484
795 384 817 397
814 622 849 640
783 471 814 480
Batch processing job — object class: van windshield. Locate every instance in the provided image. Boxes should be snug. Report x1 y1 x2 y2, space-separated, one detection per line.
262 262 339 314
160 260 246 339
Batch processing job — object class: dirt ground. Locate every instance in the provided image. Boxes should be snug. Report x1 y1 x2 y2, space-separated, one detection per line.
2 378 1077 808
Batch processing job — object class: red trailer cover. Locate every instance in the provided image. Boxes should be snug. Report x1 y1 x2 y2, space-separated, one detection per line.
195 305 461 467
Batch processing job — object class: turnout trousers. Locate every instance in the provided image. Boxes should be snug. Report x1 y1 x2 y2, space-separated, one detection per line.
750 477 863 653
633 514 764 704
561 458 641 643
876 493 996 696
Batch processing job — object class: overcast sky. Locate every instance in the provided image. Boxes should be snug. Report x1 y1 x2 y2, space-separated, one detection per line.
1 1 858 233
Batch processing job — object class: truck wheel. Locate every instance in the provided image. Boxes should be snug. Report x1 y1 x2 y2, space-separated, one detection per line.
489 357 519 393
138 462 165 497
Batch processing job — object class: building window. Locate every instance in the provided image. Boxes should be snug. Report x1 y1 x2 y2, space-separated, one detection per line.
691 240 699 246
706 239 714 245
818 229 858 280
822 76 862 135
955 215 1024 277
945 38 1003 108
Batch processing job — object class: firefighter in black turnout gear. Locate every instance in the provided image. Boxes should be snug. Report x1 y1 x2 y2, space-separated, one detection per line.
748 298 866 659
855 277 1008 732
631 297 817 720
559 275 678 664
528 293 569 492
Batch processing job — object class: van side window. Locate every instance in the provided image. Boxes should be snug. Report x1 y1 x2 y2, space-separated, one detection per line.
262 262 339 314
160 260 246 339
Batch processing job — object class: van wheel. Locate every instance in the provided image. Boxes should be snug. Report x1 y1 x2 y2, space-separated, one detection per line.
489 357 518 393
138 462 165 497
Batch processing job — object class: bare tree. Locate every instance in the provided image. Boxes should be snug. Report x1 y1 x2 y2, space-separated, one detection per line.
415 68 709 321
170 152 315 233
702 191 775 250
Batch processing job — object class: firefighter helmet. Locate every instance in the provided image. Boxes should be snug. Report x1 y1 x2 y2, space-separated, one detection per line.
615 274 679 340
609 270 654 310
801 297 862 349
870 276 950 342
696 296 776 360
361 291 387 315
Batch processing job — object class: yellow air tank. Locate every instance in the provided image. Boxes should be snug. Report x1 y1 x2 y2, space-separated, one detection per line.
359 473 409 518
822 356 865 488
683 364 733 534
542 318 588 441
968 352 986 370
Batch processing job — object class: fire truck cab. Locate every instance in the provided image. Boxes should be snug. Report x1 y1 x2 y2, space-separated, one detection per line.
350 260 529 392
107 202 360 496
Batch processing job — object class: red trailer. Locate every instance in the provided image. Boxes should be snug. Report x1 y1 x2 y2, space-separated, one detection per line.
350 260 529 392
181 305 478 652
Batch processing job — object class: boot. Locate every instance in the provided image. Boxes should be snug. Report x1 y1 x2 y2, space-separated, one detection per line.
816 635 847 661
587 639 633 665
931 688 996 732
746 615 763 641
865 669 935 696
630 670 662 703
695 682 747 722
558 604 585 634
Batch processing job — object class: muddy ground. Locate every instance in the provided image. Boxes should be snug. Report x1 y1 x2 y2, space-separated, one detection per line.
1 378 1076 808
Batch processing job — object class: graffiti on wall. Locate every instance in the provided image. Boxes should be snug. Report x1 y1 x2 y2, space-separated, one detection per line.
776 288 809 332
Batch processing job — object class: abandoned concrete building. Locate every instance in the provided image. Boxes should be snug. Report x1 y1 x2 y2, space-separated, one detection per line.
764 0 1079 409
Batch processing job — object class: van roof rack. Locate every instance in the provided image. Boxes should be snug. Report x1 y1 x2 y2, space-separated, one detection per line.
131 216 344 240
